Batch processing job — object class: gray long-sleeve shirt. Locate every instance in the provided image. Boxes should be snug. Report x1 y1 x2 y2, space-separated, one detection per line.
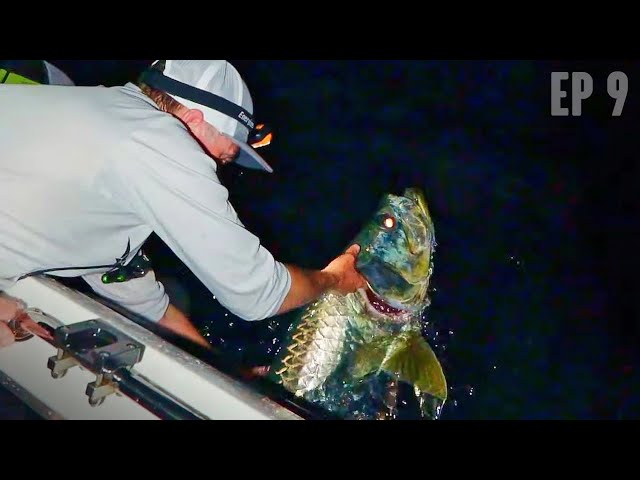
0 82 290 321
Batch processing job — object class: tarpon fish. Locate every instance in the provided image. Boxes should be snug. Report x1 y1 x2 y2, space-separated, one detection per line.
268 188 447 420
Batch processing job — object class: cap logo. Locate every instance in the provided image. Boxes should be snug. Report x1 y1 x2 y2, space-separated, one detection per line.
238 111 255 130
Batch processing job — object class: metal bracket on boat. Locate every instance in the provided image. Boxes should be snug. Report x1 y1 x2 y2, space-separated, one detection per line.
46 319 145 407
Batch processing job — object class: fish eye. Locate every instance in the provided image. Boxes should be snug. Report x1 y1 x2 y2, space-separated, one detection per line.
381 214 396 230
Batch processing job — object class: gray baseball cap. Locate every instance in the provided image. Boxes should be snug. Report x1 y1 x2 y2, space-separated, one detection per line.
141 60 273 173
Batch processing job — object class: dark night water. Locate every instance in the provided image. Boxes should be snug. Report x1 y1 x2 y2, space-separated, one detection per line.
3 60 636 420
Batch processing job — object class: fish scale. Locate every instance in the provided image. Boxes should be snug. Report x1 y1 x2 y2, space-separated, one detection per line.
279 293 356 395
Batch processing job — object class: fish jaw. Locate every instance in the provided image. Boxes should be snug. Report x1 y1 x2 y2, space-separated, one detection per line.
357 287 418 325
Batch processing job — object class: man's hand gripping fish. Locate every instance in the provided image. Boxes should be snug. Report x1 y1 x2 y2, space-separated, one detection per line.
268 188 447 420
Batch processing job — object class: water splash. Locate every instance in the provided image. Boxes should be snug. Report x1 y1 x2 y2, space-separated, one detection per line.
506 252 526 271
415 386 446 420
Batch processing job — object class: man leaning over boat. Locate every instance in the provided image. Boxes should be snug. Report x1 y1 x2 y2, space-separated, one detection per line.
0 60 367 349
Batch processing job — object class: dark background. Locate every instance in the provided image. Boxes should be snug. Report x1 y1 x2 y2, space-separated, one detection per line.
2 59 637 419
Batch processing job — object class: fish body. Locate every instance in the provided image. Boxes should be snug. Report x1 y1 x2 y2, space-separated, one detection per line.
269 188 447 420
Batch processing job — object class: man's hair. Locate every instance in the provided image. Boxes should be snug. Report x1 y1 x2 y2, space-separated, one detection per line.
138 82 184 114
136 61 184 115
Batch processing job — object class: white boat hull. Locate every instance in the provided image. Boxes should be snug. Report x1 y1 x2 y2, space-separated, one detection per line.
0 276 302 420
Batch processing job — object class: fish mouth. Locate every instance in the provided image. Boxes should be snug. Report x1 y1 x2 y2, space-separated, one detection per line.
356 258 424 318
358 282 415 321
364 284 407 315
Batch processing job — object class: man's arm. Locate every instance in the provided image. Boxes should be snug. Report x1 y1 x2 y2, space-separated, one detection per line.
276 244 365 315
82 269 210 345
156 244 365 341
83 272 211 349
158 303 210 349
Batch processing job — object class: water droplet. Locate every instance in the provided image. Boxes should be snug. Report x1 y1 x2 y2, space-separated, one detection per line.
212 295 216 300
228 322 234 327
224 313 228 317
448 329 454 336
493 365 497 370
507 253 525 269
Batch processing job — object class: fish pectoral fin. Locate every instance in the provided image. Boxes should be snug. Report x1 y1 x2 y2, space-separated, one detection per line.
351 336 393 380
380 332 447 402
